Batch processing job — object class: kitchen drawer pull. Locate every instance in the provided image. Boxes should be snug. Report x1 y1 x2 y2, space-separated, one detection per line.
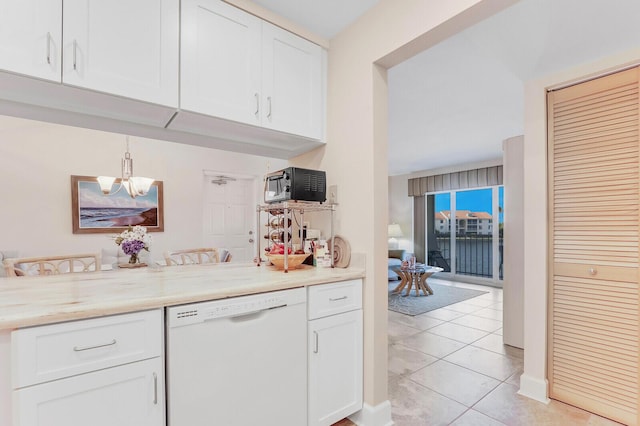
313 331 319 353
46 32 52 65
73 338 117 352
153 372 158 404
254 93 259 116
72 40 77 70
267 96 272 119
329 296 348 302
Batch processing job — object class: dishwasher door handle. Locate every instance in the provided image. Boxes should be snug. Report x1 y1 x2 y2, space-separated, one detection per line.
227 304 288 321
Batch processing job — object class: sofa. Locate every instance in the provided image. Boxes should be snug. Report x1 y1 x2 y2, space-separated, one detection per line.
388 249 406 280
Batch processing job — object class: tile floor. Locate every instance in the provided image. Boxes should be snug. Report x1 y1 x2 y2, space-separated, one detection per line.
384 278 623 426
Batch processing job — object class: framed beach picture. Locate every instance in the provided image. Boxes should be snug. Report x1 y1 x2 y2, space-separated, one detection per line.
71 175 164 234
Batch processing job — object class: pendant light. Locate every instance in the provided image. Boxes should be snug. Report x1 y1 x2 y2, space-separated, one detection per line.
97 136 154 199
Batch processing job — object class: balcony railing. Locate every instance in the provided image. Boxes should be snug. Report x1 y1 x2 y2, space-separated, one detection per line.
432 234 503 279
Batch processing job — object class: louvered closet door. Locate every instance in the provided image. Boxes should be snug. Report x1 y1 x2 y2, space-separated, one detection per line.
548 66 640 425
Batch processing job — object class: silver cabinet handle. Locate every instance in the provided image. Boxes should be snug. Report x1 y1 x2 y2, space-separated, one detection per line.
589 267 597 276
267 96 272 119
153 372 158 404
313 331 319 353
46 32 52 65
329 296 347 302
73 40 77 70
73 339 116 352
254 93 259 116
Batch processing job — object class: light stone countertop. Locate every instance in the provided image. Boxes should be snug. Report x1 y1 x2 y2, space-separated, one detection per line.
0 263 365 331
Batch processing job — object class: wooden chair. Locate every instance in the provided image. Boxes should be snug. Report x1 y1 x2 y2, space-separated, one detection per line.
163 248 220 266
3 253 102 277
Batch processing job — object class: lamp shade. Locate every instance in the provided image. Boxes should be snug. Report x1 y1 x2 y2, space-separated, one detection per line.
97 176 116 194
388 223 403 238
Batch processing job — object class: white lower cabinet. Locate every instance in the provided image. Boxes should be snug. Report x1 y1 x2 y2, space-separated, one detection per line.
308 280 363 426
11 309 165 426
14 357 164 426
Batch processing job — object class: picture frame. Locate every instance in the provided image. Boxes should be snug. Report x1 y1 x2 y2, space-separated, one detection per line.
71 175 164 234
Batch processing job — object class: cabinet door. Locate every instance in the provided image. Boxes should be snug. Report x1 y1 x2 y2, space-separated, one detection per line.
63 0 178 107
262 22 323 140
14 357 164 426
0 0 61 81
180 0 261 126
308 310 363 426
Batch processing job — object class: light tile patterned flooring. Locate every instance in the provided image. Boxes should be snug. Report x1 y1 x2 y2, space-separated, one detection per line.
384 278 623 426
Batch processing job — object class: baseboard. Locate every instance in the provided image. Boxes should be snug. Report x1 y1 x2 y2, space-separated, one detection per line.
349 400 394 426
518 373 550 404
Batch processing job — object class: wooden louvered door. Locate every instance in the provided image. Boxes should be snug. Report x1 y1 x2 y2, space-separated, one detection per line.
548 66 640 425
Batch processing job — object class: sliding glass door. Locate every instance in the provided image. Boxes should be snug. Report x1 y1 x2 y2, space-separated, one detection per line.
426 185 503 283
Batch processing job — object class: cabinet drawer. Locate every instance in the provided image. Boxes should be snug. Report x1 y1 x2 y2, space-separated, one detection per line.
13 357 164 426
308 279 362 320
12 309 163 389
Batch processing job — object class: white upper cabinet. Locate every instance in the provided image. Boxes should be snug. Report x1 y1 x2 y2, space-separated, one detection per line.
181 0 261 125
262 22 323 140
0 0 62 82
63 0 179 107
0 0 324 157
180 0 324 141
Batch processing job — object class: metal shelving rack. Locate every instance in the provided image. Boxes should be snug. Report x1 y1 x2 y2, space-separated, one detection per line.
256 201 336 272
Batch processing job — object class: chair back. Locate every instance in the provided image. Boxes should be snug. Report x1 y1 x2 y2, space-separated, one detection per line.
164 248 220 266
3 253 102 277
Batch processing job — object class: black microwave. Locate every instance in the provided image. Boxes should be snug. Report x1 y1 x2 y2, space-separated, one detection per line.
264 167 326 204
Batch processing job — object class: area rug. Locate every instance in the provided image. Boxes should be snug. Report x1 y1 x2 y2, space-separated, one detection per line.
388 281 488 316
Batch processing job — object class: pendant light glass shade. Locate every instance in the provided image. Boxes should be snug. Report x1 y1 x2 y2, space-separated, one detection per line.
97 176 117 194
127 176 155 196
98 136 154 199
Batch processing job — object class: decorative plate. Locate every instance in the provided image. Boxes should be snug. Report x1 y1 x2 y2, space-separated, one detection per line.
330 235 351 268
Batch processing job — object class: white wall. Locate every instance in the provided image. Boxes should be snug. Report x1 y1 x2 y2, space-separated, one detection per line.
521 47 640 402
502 135 524 349
0 115 286 258
388 174 413 252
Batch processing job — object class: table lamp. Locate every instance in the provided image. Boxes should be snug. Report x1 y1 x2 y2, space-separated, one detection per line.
388 223 403 249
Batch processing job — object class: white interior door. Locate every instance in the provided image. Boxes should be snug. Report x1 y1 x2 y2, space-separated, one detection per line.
203 176 256 262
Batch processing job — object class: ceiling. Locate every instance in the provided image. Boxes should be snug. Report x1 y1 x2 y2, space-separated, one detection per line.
251 0 381 40
252 0 640 176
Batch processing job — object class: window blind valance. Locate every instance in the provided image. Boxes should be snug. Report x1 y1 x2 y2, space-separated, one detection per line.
407 165 503 196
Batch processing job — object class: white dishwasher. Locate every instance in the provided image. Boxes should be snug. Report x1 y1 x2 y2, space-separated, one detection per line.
166 287 307 426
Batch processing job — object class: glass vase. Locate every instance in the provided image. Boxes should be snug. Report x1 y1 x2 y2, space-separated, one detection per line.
129 252 139 264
